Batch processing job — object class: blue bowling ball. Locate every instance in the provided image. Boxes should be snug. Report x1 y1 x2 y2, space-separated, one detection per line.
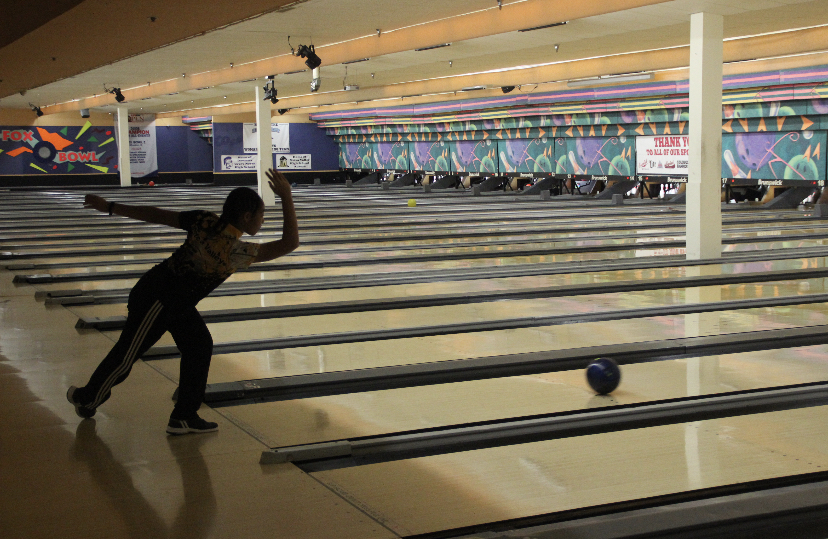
586 358 621 394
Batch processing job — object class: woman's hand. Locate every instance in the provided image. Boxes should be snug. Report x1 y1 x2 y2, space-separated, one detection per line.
266 169 292 199
83 194 108 213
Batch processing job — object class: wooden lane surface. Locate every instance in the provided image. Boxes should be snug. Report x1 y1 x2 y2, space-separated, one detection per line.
221 344 828 448
138 286 828 386
306 406 828 536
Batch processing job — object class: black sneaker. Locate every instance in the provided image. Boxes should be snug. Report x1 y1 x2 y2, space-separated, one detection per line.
66 386 95 419
166 414 218 435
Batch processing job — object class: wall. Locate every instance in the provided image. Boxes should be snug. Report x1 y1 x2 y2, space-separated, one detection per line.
0 109 336 186
156 125 212 173
212 121 338 175
330 99 828 189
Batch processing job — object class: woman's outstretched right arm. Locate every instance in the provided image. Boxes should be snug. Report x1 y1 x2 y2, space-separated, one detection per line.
83 194 180 228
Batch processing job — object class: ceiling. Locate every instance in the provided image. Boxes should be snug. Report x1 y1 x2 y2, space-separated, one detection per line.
2 0 828 120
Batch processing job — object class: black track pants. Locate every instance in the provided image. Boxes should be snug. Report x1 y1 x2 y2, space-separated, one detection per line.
79 271 213 419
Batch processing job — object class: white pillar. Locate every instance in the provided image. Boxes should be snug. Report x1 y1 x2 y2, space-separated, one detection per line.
254 85 276 206
115 106 131 187
686 12 723 260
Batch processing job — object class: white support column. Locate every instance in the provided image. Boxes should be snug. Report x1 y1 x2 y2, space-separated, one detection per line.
115 106 131 187
686 12 723 260
254 85 276 206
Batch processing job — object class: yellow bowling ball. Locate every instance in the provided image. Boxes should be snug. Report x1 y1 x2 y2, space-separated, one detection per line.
407 199 417 207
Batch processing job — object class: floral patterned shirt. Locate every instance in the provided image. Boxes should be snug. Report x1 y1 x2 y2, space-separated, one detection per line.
159 210 259 302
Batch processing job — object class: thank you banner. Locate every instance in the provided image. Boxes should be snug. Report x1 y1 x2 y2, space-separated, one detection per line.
636 135 689 176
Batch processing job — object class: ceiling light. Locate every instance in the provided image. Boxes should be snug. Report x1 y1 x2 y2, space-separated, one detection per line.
263 82 278 104
104 86 125 103
29 103 43 117
501 86 515 93
294 44 321 69
278 109 289 115
460 85 486 92
519 21 568 32
566 72 653 87
416 43 451 52
343 58 370 64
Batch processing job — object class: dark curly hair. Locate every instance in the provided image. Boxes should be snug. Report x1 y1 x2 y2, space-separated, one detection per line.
222 187 263 222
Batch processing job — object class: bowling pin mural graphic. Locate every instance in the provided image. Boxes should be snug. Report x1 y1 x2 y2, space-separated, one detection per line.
339 142 362 168
498 137 555 174
410 141 449 172
371 141 409 171
452 140 497 174
721 132 825 182
554 137 634 176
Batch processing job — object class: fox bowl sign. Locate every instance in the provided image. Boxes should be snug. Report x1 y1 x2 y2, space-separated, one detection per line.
1 130 34 142
57 151 99 163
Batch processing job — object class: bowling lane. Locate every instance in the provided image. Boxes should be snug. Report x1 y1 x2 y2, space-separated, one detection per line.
8 211 827 271
141 277 828 346
9 229 668 272
2 216 691 261
4 228 667 270
2 207 816 252
34 234 824 284
12 256 163 274
63 255 828 322
307 406 828 536
15 212 828 247
9 216 827 251
26 236 826 298
144 288 828 386
223 345 828 448
12 238 669 281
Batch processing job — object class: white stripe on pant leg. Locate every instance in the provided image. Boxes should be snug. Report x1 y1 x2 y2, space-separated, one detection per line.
91 300 165 408
91 300 164 407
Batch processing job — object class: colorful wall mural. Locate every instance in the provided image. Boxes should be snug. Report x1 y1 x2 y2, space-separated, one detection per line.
331 94 828 184
553 137 634 176
338 141 371 169
497 137 554 174
372 141 409 171
0 122 117 175
0 121 333 178
721 131 826 182
451 140 498 174
411 141 451 172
